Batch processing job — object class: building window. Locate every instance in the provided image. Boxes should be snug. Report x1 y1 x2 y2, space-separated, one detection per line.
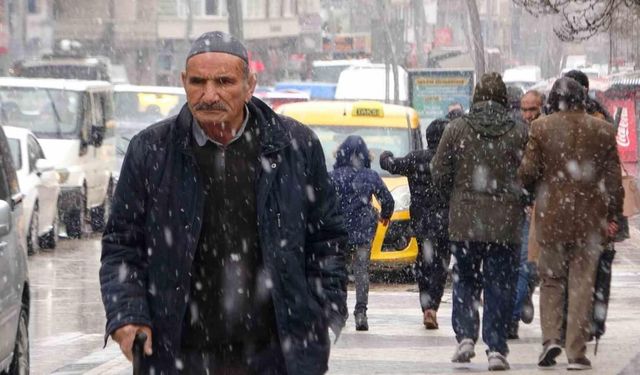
283 0 295 17
244 0 266 19
205 0 224 15
28 0 38 14
268 0 282 18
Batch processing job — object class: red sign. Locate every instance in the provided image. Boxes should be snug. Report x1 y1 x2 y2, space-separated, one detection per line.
434 28 452 47
605 98 637 163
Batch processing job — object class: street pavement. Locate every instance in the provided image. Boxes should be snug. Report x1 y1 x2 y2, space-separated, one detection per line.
28 220 640 374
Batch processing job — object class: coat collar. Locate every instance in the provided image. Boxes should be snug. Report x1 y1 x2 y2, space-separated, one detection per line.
174 97 290 155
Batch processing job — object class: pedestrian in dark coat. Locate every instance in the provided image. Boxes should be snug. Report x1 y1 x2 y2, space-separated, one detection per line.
431 72 528 371
519 77 623 371
563 69 614 122
379 118 450 330
330 135 394 331
100 31 348 375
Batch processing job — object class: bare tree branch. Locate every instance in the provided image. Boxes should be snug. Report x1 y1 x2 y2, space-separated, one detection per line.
513 0 640 41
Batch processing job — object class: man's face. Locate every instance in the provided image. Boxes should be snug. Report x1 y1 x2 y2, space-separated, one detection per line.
448 103 463 113
520 94 542 124
181 52 256 127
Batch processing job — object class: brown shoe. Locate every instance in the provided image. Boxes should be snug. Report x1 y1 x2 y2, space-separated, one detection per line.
423 309 438 329
568 357 592 371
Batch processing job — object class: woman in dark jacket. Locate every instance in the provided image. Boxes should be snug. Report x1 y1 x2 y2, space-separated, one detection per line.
380 118 450 330
330 135 394 331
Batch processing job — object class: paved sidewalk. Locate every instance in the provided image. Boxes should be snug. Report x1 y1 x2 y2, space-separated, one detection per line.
52 282 640 374
49 222 640 374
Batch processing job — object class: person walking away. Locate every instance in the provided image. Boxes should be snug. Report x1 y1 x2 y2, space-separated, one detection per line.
518 77 624 371
509 89 545 339
558 70 619 344
431 72 528 371
330 135 394 331
100 31 348 374
379 119 450 330
563 70 613 122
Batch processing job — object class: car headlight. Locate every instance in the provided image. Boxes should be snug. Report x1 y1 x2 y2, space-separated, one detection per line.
390 185 411 212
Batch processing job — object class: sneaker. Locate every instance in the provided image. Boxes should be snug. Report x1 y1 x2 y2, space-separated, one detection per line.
451 338 475 363
537 342 562 368
487 352 510 371
568 357 592 371
423 309 439 330
507 321 519 340
354 311 368 331
521 291 534 324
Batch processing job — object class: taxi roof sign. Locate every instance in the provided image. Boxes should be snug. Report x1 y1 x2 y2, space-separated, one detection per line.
352 101 384 118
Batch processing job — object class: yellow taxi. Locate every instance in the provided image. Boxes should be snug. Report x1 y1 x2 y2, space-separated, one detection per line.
277 100 422 266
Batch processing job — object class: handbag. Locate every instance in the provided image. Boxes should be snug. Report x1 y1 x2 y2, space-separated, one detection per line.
622 166 640 217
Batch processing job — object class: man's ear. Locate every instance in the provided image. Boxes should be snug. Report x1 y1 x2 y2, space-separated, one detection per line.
181 71 187 87
246 72 257 102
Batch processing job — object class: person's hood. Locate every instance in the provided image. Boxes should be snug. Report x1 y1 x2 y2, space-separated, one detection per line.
463 100 516 138
425 118 448 149
334 135 371 169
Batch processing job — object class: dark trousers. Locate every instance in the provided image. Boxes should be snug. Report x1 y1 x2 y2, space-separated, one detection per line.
512 215 539 321
415 235 450 311
178 338 287 375
451 241 518 356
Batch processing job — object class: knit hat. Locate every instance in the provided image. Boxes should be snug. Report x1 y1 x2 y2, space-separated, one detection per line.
186 31 248 64
473 72 508 106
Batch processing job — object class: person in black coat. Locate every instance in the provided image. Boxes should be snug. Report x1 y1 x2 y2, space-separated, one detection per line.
330 135 394 331
379 118 450 330
100 32 348 375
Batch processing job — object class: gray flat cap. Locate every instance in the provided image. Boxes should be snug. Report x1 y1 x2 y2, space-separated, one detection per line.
187 31 248 63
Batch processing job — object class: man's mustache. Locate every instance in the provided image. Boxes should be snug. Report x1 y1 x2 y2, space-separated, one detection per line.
194 102 227 111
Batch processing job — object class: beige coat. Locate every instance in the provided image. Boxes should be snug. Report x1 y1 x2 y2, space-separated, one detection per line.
518 110 624 247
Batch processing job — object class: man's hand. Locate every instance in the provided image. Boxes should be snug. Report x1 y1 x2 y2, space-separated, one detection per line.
379 217 390 226
608 221 619 239
112 324 153 362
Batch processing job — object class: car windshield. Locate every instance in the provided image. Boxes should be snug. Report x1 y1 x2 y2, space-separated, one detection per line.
114 91 186 124
309 125 412 176
6 138 21 171
0 87 81 138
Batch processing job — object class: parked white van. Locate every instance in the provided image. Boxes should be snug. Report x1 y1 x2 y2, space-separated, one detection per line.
0 77 115 238
335 63 408 104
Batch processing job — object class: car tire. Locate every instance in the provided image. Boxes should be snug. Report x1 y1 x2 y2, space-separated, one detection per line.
26 205 38 256
7 305 29 375
63 189 87 240
90 180 112 233
38 215 58 250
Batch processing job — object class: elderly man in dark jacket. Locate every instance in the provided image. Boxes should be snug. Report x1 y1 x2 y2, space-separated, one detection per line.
519 77 624 371
432 73 528 371
100 31 348 375
379 119 450 330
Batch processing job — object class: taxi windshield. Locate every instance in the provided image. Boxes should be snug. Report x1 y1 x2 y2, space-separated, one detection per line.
114 91 185 124
309 125 412 177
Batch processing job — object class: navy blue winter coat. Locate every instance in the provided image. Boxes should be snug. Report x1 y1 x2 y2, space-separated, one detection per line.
329 135 394 246
100 98 348 375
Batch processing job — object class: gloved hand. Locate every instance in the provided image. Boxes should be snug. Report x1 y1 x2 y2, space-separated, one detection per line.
379 151 394 170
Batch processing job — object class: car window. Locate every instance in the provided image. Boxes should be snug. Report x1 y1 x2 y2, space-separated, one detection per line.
27 135 41 173
0 87 81 138
91 92 104 127
7 138 22 171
